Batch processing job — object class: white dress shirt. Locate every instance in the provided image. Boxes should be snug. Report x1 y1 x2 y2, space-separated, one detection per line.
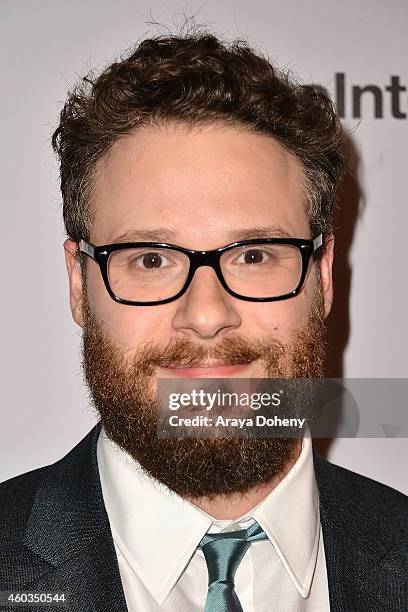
97 428 330 611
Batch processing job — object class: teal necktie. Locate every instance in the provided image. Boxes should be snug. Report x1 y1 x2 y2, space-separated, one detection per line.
198 521 268 612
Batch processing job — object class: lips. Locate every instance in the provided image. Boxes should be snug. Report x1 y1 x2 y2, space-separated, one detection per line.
160 360 253 378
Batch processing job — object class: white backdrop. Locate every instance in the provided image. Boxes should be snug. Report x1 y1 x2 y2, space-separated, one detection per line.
1 0 407 493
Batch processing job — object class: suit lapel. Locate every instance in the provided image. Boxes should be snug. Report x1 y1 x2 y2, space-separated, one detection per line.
22 423 128 612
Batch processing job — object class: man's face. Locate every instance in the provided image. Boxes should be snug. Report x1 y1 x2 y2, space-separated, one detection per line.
64 122 334 498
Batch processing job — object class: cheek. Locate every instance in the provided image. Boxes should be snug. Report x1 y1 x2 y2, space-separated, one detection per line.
240 281 316 341
85 266 176 347
286 272 318 329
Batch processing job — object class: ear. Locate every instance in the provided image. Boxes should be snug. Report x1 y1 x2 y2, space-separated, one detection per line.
64 239 85 328
319 234 335 318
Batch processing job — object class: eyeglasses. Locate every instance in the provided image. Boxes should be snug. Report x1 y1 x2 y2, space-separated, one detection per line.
79 234 323 306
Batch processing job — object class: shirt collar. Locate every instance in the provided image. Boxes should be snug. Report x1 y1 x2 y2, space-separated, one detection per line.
97 428 319 604
250 432 320 597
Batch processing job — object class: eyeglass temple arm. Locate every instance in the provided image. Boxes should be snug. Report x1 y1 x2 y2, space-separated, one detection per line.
79 239 95 260
313 234 323 252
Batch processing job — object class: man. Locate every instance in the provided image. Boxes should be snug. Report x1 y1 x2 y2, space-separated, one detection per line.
0 31 407 612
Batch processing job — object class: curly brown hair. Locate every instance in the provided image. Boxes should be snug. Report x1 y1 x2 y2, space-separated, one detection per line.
52 32 345 248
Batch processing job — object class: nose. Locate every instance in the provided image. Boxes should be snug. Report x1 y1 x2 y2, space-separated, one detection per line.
171 266 241 340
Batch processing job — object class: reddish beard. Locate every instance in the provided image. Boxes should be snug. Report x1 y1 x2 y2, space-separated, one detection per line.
81 287 326 498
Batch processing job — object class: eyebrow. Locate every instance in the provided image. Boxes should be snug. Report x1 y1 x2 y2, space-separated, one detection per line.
226 226 293 240
111 225 294 244
112 229 178 242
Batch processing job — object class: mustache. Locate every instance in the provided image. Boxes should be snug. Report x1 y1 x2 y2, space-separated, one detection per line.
128 333 285 375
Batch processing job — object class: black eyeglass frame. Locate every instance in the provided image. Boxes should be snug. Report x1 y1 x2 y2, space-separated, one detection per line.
79 234 324 306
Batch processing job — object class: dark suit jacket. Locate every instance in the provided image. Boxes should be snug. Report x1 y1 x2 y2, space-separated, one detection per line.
1 423 407 611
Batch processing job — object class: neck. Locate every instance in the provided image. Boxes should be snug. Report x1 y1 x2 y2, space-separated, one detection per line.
186 439 302 520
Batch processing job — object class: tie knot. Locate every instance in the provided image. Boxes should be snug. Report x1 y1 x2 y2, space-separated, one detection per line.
199 520 268 547
199 521 268 586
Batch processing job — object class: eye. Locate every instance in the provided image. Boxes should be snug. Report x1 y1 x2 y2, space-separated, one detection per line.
235 248 274 265
133 251 172 269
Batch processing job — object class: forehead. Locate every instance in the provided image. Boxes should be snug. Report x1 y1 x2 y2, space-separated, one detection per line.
90 122 309 246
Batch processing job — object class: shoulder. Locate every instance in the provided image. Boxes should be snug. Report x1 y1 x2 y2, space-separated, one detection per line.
314 452 407 506
314 452 408 536
0 425 101 543
0 426 102 586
